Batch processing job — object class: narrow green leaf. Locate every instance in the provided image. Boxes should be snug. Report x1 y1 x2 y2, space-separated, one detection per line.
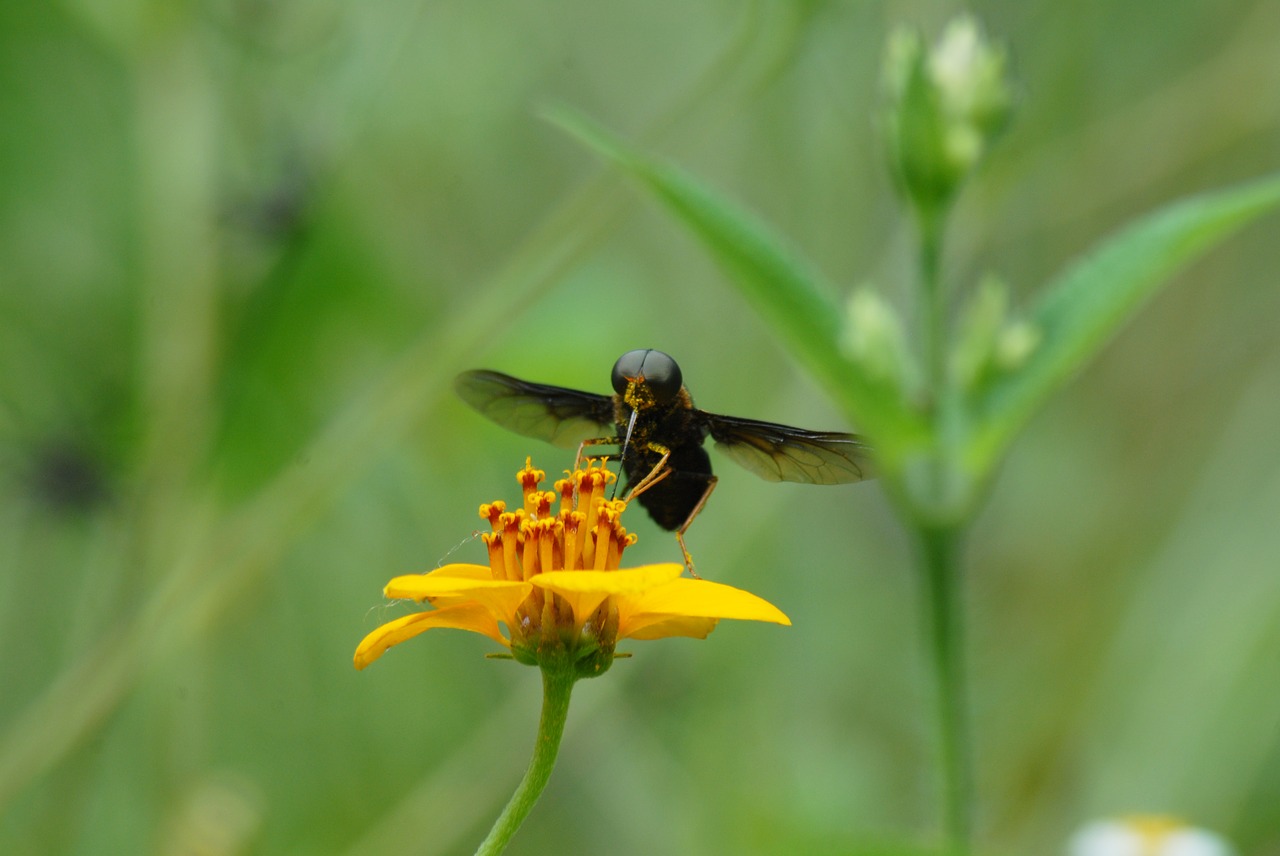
548 107 925 448
971 171 1280 466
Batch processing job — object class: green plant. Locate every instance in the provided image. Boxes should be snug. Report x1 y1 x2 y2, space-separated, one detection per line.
551 16 1280 853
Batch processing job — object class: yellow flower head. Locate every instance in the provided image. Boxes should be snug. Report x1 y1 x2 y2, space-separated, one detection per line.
355 458 790 676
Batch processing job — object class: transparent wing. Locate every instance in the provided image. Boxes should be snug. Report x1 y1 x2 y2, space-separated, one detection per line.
454 370 616 449
704 412 873 484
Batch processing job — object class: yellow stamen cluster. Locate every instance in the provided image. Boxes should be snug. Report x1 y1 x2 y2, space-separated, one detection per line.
480 457 637 581
479 458 637 663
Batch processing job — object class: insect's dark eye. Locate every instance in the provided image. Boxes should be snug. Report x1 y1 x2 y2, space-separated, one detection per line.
611 349 683 403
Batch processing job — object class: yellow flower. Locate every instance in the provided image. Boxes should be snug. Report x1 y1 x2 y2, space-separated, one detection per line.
355 458 790 674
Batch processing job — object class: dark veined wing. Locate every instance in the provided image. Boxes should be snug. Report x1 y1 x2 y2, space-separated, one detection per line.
454 370 616 449
703 411 873 485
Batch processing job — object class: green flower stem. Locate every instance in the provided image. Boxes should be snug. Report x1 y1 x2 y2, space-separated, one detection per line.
913 201 972 853
916 524 971 853
475 667 576 856
916 205 948 404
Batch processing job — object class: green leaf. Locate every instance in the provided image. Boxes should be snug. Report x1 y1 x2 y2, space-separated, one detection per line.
547 106 926 452
970 171 1280 468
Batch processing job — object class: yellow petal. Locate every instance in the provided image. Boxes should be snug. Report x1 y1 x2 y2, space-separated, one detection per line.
383 564 496 598
385 573 532 626
617 578 790 640
425 564 495 581
623 615 719 640
382 564 495 610
354 603 508 670
532 564 684 627
533 564 685 595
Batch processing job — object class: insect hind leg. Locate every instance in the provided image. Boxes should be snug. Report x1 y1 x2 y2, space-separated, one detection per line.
674 475 717 579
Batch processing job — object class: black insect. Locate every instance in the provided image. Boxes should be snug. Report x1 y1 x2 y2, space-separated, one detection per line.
455 349 872 570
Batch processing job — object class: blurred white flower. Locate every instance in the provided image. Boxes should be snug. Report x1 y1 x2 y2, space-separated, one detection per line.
1067 816 1237 856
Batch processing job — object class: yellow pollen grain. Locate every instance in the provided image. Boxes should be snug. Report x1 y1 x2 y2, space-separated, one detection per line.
517 457 545 484
623 381 655 410
517 459 545 511
479 501 506 531
581 465 611 504
554 478 573 515
594 462 617 487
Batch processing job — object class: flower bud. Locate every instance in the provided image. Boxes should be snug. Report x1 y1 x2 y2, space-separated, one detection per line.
882 16 1013 215
950 274 1039 390
840 286 920 398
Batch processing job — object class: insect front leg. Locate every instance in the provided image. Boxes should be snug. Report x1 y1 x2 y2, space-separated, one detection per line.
623 442 672 502
575 436 619 473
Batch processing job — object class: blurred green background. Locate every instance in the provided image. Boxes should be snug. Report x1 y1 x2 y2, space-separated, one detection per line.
2 0 1279 854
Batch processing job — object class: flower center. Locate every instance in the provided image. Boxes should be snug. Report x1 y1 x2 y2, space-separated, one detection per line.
1124 815 1183 853
479 458 636 581
478 459 638 665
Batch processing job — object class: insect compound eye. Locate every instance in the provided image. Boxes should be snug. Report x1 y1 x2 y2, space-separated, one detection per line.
611 349 683 403
638 350 682 402
611 349 648 395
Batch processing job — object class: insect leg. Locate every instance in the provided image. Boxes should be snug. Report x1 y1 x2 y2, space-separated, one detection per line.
623 442 672 501
574 436 619 472
623 466 671 502
675 475 718 579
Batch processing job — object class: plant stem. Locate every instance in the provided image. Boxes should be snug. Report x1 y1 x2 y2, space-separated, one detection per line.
912 199 972 851
916 523 971 853
917 205 947 403
474 667 576 856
